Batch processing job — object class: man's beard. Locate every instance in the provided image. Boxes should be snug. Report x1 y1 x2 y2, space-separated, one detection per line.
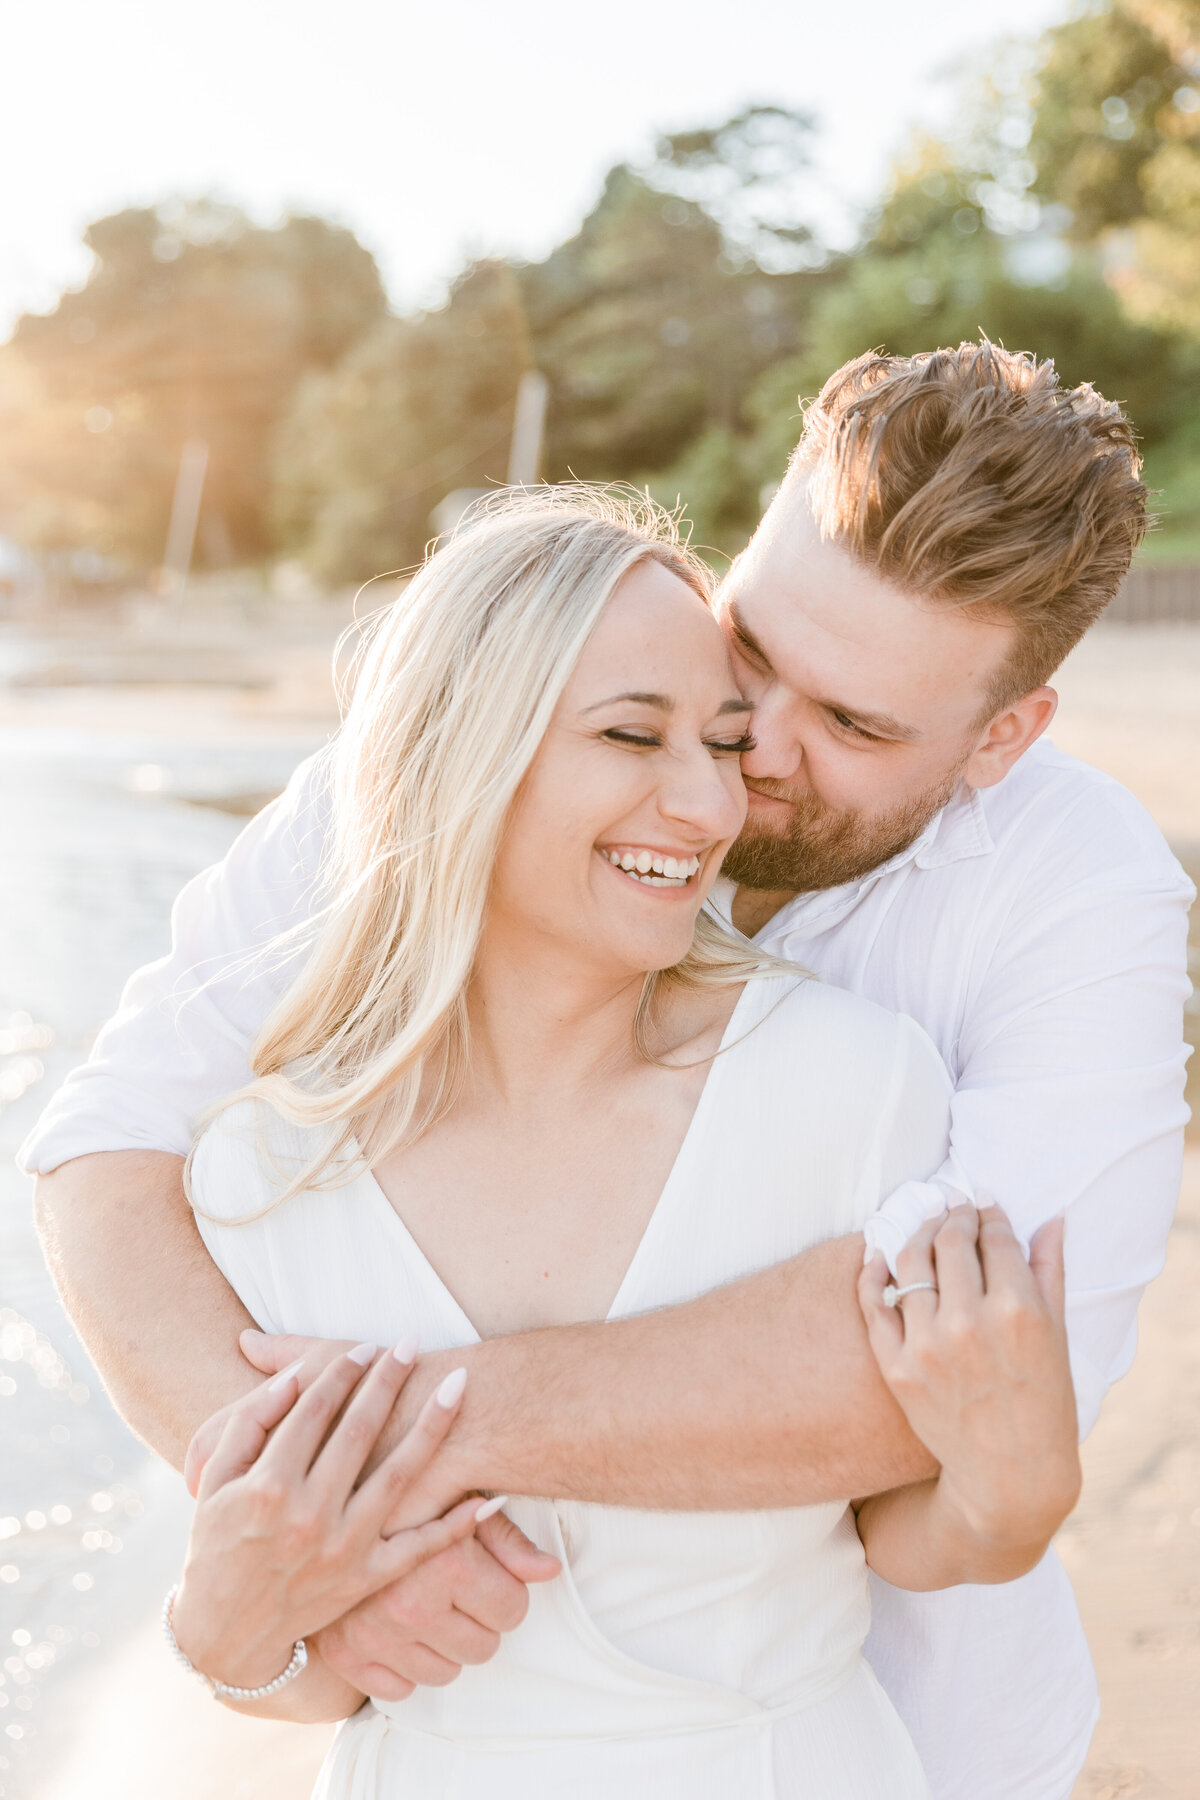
723 765 966 896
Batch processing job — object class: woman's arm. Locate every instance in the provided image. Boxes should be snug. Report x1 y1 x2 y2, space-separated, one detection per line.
853 1205 1082 1591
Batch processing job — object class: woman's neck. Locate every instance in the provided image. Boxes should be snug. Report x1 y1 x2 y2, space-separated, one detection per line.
464 932 649 1110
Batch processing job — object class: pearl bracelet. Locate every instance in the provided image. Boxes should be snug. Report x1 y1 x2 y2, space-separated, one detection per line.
162 1583 308 1702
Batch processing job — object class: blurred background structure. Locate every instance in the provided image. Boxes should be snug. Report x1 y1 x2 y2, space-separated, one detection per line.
0 1 1198 1797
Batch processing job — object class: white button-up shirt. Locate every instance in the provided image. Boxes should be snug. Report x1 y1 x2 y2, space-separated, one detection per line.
20 735 1195 1800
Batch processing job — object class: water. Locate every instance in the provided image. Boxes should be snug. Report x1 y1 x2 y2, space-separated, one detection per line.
0 718 321 1798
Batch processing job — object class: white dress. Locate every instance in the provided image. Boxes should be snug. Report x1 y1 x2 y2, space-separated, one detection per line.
191 975 953 1799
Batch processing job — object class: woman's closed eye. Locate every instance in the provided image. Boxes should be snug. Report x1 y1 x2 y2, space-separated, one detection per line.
705 731 756 757
600 727 756 757
601 727 662 748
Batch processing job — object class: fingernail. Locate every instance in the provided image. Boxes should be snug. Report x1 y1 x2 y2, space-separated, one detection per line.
393 1332 420 1365
268 1357 304 1392
347 1342 376 1367
474 1494 508 1522
436 1367 468 1409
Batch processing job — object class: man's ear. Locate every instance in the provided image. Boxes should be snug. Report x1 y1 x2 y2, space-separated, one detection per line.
964 687 1058 790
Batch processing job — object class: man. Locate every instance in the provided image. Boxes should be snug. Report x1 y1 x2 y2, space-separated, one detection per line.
26 342 1193 1798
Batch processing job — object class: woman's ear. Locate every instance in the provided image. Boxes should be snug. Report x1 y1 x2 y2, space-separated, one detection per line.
964 687 1058 790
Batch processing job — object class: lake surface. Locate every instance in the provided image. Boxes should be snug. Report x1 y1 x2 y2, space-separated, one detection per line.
0 717 321 1800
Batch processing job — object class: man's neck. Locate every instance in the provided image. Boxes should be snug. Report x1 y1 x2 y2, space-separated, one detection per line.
730 885 799 940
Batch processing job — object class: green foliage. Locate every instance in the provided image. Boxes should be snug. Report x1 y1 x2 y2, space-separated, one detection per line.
277 160 829 581
1143 412 1200 554
648 104 825 271
273 261 528 581
3 201 386 565
1029 0 1200 332
4 49 1200 591
642 426 766 563
1029 2 1178 235
524 167 818 483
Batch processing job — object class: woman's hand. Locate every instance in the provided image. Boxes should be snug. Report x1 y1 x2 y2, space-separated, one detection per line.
170 1341 491 1697
854 1203 1082 1588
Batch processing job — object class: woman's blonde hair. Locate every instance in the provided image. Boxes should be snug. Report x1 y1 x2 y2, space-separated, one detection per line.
191 485 785 1213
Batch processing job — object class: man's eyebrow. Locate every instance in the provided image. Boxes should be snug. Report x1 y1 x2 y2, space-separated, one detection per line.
730 600 920 741
829 702 923 742
727 600 774 669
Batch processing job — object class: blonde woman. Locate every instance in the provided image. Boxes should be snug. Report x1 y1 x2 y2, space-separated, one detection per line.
170 491 1078 1798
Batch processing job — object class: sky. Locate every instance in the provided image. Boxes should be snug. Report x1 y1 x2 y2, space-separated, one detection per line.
1 0 1065 338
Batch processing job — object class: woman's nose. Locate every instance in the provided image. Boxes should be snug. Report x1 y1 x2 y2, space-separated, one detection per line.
659 748 746 840
740 693 803 784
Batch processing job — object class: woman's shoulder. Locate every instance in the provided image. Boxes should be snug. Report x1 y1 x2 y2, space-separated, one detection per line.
731 973 951 1111
189 1096 336 1225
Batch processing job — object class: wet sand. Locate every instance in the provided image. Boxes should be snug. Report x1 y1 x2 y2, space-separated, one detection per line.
2 606 1197 1799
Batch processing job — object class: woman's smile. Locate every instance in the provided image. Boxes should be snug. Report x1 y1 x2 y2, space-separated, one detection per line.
595 844 703 890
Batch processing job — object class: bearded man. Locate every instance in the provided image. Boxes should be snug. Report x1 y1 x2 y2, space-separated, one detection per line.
27 342 1193 1799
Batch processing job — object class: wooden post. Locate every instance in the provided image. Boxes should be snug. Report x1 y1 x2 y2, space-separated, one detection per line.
506 372 548 488
161 439 208 599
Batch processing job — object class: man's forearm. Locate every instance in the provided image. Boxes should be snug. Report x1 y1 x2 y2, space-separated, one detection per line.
428 1235 937 1509
34 1151 261 1470
40 1152 934 1508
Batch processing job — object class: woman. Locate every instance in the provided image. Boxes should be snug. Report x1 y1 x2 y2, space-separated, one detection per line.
171 489 1079 1797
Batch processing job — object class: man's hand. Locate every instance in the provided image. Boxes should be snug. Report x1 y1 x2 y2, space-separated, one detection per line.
314 1512 558 1697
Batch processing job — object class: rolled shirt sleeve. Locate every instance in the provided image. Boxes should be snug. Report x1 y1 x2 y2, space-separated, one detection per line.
861 800 1193 1438
19 753 329 1173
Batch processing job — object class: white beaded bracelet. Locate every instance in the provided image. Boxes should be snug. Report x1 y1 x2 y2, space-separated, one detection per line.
162 1583 308 1702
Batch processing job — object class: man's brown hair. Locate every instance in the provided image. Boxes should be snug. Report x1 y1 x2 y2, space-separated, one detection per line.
789 340 1148 710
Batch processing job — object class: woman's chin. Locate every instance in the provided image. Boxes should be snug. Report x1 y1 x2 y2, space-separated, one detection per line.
597 923 700 979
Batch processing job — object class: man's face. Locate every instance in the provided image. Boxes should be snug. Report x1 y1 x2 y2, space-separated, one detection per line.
718 483 1017 894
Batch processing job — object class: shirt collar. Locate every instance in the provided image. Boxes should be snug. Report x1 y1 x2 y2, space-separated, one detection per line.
712 781 995 937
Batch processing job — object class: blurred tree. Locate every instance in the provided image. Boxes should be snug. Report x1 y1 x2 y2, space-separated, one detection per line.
3 201 386 567
737 136 1200 524
523 165 820 486
273 260 529 581
1029 0 1200 334
647 104 827 272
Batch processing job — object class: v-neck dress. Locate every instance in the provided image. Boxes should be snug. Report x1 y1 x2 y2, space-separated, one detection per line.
191 974 952 1799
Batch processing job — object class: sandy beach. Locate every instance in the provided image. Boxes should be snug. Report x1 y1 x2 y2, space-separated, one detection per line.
1 600 1196 1800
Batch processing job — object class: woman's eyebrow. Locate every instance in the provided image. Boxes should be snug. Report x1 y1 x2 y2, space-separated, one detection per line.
582 693 753 715
583 690 672 712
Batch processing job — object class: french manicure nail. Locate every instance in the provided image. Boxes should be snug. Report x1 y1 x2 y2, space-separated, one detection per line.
393 1332 420 1365
475 1494 508 1522
268 1357 305 1392
347 1342 376 1366
436 1367 468 1409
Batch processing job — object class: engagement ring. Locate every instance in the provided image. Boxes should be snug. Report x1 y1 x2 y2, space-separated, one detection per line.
883 1281 939 1308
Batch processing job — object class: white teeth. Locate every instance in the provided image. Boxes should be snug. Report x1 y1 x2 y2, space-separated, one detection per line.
601 848 702 885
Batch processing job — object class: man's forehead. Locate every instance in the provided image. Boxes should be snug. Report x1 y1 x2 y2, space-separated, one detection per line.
735 505 1011 682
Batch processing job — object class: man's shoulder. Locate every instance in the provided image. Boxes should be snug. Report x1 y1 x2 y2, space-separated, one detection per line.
977 739 1192 896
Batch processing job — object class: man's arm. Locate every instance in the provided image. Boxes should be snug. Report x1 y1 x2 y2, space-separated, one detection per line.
38 1147 936 1510
35 1152 261 1467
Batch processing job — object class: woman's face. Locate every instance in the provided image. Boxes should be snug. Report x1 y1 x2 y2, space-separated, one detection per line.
488 558 751 983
